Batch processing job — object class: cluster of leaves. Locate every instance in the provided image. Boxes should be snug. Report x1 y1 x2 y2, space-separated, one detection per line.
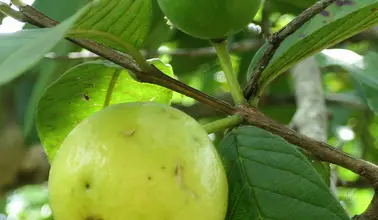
0 0 378 219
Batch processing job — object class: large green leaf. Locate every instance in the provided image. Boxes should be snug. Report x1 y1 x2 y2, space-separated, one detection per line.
36 59 174 161
250 0 378 99
0 5 88 86
70 0 152 52
217 126 349 220
316 49 378 115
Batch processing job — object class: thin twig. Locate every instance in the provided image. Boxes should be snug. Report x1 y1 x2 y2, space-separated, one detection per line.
0 1 26 22
243 0 337 101
261 1 271 38
43 39 263 60
176 92 365 119
336 177 371 189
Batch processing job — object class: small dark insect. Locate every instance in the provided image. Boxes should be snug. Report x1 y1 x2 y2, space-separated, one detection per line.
82 94 90 101
320 10 330 17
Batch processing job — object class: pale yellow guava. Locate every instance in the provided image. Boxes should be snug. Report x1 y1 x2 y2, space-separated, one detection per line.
48 102 228 220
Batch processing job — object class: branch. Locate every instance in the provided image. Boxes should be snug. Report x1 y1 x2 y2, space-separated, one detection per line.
177 92 364 120
12 3 378 192
237 105 378 187
336 177 371 189
19 5 234 115
243 0 337 101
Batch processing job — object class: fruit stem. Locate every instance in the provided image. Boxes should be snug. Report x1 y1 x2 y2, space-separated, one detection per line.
203 115 242 134
212 40 246 105
0 2 24 21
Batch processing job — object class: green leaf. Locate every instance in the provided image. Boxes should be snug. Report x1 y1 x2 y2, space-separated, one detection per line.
36 59 174 161
316 49 378 115
0 4 88 86
217 126 349 220
252 1 378 98
70 0 152 52
246 42 269 81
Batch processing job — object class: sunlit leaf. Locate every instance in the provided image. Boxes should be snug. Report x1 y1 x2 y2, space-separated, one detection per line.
251 1 378 98
70 0 152 52
217 126 349 220
36 59 174 161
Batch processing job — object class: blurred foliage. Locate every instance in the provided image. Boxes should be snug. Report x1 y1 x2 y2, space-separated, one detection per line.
5 185 51 220
0 0 377 219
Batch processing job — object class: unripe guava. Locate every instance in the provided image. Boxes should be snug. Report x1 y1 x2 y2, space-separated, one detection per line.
157 0 262 39
48 102 228 220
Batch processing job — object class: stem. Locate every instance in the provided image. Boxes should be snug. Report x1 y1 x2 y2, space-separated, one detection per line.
203 114 242 134
103 69 121 108
243 0 337 101
250 95 261 107
213 40 246 105
0 2 25 21
10 0 25 7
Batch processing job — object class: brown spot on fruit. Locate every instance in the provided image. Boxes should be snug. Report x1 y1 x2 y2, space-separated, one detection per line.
85 182 90 190
175 164 182 176
174 164 198 200
123 130 136 136
175 164 183 185
148 176 152 180
193 136 201 144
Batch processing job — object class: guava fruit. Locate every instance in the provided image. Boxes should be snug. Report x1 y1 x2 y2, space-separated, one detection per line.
157 0 262 39
48 102 228 220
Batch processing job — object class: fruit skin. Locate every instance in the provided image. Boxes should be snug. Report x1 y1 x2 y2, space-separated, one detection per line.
157 0 262 39
48 102 228 220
